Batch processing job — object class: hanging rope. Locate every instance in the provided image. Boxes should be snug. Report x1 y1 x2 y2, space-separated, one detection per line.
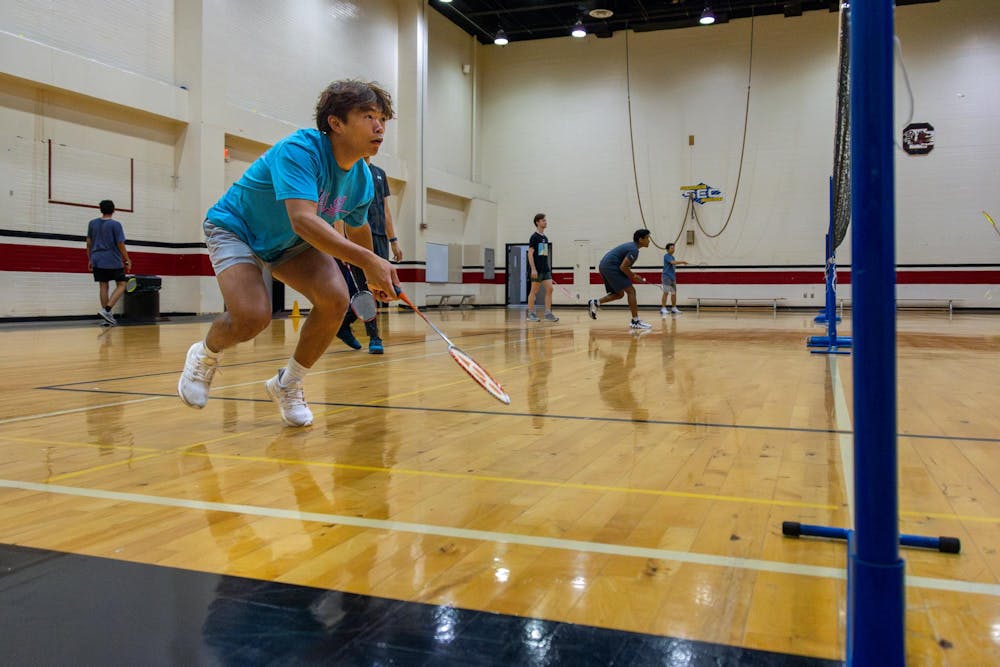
625 17 756 249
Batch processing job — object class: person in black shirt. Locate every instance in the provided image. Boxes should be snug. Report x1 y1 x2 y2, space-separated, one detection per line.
334 157 397 354
526 213 558 322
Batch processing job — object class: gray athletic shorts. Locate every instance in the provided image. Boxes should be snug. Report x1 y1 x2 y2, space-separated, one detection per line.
203 220 311 275
661 278 677 294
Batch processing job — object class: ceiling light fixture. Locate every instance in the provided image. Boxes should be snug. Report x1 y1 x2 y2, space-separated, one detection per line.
589 8 613 20
494 29 509 46
699 5 716 25
571 20 587 38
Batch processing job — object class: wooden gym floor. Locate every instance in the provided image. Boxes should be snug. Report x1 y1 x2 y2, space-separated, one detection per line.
0 306 997 665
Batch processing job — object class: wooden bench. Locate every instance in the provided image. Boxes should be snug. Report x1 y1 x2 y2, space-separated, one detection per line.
427 293 476 309
895 298 959 315
690 297 787 314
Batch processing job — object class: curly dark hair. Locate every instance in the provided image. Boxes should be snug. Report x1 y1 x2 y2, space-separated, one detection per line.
315 80 395 134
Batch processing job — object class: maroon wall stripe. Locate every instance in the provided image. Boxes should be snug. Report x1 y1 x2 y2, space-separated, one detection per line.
0 244 213 276
1 243 997 285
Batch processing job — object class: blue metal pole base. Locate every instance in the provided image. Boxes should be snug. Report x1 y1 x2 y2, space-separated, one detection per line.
782 521 960 553
807 335 853 348
814 313 842 325
848 531 906 667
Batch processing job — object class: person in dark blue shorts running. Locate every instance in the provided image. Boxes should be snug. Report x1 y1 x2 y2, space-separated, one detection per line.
588 229 652 330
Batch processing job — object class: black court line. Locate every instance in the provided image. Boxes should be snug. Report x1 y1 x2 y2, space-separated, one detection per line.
32 385 1000 445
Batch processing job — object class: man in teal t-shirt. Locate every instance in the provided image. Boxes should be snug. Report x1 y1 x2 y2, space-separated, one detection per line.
178 80 400 428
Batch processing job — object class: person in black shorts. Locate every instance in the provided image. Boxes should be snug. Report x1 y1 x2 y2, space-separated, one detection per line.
86 200 132 325
526 213 558 322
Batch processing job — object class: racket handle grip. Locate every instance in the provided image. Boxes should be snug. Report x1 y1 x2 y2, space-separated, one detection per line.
394 285 417 311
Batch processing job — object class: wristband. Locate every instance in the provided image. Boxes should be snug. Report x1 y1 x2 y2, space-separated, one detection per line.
389 237 398 243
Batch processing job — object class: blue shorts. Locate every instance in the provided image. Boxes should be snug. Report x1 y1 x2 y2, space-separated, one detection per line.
599 266 632 294
203 220 311 275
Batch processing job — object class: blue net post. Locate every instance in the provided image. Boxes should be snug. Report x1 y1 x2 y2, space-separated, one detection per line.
787 5 962 664
847 1 905 664
815 177 836 325
808 178 851 353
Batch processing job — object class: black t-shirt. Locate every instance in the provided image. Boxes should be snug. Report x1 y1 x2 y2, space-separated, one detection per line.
529 231 550 273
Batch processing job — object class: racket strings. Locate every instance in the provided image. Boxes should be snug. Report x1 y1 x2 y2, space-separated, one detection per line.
449 347 509 404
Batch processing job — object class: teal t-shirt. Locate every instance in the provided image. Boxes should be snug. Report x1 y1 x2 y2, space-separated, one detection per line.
206 128 373 262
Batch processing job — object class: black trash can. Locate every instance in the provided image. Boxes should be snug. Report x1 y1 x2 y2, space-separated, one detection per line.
123 275 162 323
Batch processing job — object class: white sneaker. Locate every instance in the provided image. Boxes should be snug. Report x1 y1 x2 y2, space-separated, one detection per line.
178 342 218 408
660 307 669 316
588 299 599 320
543 312 559 322
671 307 682 315
265 370 314 427
99 308 117 325
630 319 653 330
527 311 540 322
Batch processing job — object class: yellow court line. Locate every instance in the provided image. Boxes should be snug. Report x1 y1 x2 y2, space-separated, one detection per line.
901 510 1000 525
10 432 1000 523
47 452 166 482
182 450 836 510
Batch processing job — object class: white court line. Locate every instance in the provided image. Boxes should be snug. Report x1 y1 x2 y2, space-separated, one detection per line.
830 356 855 523
1 342 498 427
2 478 998 598
0 396 163 426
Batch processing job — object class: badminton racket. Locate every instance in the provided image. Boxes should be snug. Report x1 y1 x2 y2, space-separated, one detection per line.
395 288 510 405
340 262 378 322
983 211 1000 239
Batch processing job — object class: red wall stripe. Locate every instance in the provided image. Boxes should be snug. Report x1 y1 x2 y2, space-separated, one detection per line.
0 244 213 276
2 243 997 285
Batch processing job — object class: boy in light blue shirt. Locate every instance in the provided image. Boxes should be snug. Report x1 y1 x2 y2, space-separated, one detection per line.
178 80 399 427
660 243 688 315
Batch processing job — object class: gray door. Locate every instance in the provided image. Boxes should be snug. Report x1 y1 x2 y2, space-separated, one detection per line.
506 244 528 305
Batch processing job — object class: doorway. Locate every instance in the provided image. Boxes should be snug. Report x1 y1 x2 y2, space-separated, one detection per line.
505 244 528 306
